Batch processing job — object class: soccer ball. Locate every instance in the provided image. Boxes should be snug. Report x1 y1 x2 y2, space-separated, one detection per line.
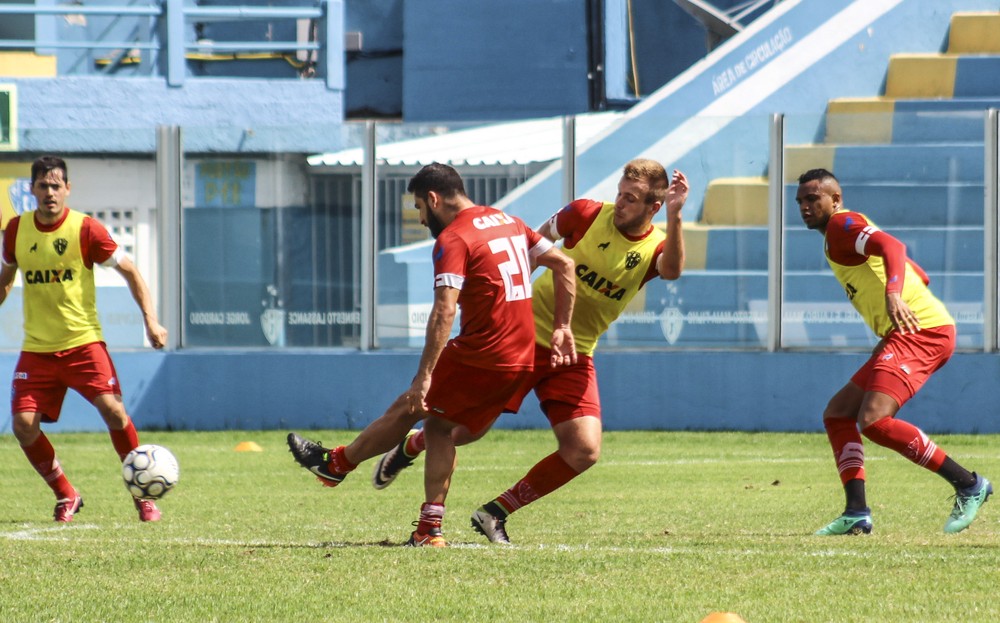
122 444 179 500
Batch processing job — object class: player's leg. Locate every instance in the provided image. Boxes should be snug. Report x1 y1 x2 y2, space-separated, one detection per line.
344 391 427 465
69 344 160 522
372 359 539 489
407 358 524 546
12 352 82 521
14 409 83 522
70 343 140 461
407 414 455 547
92 394 138 459
93 396 161 522
472 414 599 544
858 389 992 532
287 390 424 487
816 381 872 535
371 420 495 489
858 327 991 532
472 358 601 543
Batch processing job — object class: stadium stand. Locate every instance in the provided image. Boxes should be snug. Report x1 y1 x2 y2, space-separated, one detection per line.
692 10 1000 348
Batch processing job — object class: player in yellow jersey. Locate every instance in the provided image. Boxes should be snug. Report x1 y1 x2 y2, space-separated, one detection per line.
371 159 689 543
796 168 991 535
0 156 168 522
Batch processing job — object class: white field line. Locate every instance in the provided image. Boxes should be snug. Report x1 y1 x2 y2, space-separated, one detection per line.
1 523 100 540
3 529 998 562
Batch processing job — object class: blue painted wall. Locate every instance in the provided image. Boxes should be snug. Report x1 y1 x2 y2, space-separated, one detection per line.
399 0 756 120
345 0 403 118
402 0 592 121
5 77 344 153
3 349 996 435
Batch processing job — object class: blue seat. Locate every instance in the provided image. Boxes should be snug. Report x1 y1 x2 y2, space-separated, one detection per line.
891 98 1000 142
800 143 983 184
700 227 984 273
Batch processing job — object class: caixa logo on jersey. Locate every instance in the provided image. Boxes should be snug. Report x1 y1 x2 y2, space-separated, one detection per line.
25 268 73 284
576 264 627 300
472 213 515 229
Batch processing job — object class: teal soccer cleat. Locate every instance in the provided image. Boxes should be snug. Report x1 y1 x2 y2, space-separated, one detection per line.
944 473 992 534
815 509 872 535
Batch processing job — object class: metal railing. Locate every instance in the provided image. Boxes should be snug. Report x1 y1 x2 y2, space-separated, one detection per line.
0 0 343 89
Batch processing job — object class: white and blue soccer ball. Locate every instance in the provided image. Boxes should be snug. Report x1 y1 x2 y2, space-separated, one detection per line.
122 444 179 500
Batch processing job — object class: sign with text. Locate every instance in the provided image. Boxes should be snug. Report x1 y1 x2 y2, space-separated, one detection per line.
195 161 256 207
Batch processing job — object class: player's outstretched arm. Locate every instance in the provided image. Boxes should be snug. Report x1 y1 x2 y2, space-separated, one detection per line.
114 256 167 349
536 246 577 367
0 263 17 306
657 169 688 280
408 285 459 407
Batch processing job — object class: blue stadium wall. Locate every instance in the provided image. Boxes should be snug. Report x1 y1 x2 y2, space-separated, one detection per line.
0 350 996 435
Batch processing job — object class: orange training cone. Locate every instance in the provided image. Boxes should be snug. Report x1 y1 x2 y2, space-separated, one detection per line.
700 613 747 623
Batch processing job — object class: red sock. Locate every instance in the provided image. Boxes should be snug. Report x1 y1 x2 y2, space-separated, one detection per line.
416 502 444 534
108 417 140 461
21 433 76 499
824 418 866 485
496 453 580 515
328 446 357 474
405 430 426 457
862 417 946 471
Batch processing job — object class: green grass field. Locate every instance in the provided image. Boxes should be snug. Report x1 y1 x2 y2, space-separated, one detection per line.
1 429 998 622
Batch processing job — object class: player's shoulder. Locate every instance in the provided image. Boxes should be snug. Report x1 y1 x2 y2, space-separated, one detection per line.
831 210 870 227
566 198 605 213
827 210 872 236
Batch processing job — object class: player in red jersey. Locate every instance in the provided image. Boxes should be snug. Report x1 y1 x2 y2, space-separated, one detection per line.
287 162 576 546
371 159 690 543
797 168 991 535
0 156 168 522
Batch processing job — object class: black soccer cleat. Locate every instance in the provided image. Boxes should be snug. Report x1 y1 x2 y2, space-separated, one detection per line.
372 430 418 490
286 432 346 487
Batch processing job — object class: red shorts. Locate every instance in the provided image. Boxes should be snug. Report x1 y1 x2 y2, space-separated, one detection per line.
424 348 531 436
504 344 601 426
850 325 955 408
12 342 122 423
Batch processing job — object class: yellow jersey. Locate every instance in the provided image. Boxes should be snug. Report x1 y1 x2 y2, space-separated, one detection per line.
824 211 953 337
11 209 106 352
533 200 665 356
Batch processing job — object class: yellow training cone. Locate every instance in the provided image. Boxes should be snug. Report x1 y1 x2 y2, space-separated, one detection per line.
234 441 263 452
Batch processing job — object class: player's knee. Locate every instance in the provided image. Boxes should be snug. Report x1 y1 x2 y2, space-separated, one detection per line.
100 408 129 430
858 410 893 432
11 417 39 444
563 443 600 472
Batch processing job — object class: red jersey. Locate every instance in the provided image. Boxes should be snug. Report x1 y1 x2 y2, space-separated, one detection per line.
433 206 553 370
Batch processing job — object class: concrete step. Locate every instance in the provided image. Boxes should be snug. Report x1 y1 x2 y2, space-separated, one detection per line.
826 97 1000 143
